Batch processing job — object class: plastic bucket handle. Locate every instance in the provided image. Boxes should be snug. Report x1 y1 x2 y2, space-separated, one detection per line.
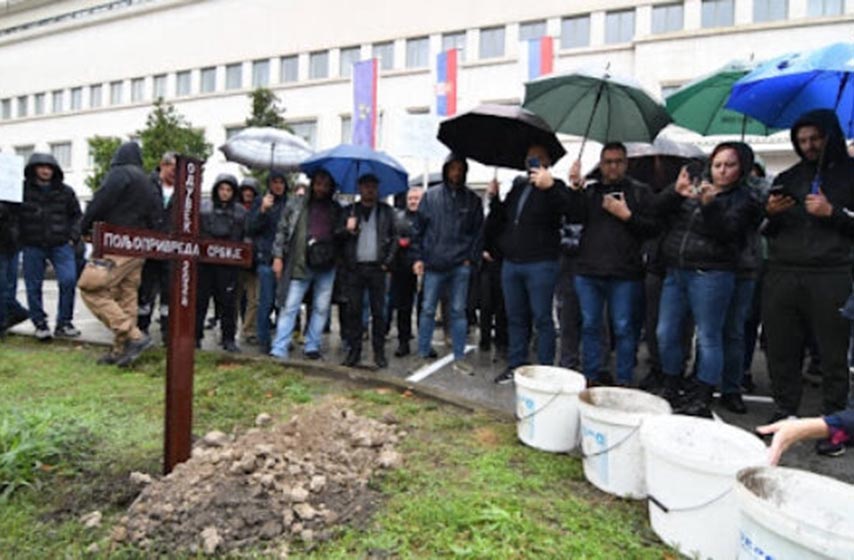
581 422 642 459
648 486 733 514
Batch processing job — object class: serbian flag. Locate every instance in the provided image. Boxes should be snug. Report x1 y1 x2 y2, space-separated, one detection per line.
436 49 458 116
522 36 554 81
352 59 378 148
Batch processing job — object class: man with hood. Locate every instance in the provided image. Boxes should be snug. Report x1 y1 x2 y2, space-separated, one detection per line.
762 109 854 456
247 171 288 353
196 174 246 352
411 154 483 375
137 151 176 342
269 169 342 361
79 142 160 366
18 153 83 341
237 177 260 344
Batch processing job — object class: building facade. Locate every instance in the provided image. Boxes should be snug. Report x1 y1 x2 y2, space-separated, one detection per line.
1 0 852 197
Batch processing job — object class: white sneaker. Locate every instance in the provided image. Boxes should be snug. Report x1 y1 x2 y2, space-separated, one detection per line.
452 360 474 376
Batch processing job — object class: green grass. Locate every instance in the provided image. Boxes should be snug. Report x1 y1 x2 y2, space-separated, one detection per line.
0 336 672 559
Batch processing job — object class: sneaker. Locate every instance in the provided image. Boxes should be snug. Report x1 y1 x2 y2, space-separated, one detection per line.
493 368 515 385
204 317 218 330
116 334 153 367
304 350 322 360
34 324 52 342
815 438 846 457
5 309 29 330
718 393 747 414
452 360 474 376
54 323 81 338
222 341 241 353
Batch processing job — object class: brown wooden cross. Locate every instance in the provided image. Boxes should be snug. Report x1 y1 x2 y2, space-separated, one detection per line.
91 156 252 473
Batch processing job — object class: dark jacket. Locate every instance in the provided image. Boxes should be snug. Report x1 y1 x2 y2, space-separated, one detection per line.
393 208 419 270
656 144 761 271
81 142 159 234
825 408 854 440
246 172 288 267
486 175 574 263
148 169 176 233
0 202 19 255
200 174 245 242
569 177 659 280
18 153 82 248
763 109 854 271
336 201 397 271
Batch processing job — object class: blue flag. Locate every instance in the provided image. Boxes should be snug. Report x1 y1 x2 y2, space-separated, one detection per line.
352 59 377 148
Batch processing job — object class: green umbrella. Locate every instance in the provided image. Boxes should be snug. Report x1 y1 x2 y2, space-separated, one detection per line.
665 60 778 137
523 67 672 158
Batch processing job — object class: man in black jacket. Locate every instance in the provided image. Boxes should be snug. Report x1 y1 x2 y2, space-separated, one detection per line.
338 173 397 368
762 110 854 453
486 145 573 384
567 143 659 385
18 153 82 341
79 142 160 366
389 186 423 357
411 154 483 374
0 201 21 338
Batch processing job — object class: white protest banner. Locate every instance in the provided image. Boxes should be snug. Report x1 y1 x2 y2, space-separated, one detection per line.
0 153 24 203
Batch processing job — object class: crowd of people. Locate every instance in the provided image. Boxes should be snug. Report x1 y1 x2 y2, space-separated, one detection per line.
2 108 854 458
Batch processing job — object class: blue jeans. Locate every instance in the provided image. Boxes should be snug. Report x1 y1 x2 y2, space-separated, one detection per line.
270 267 336 358
502 259 560 368
4 252 27 318
574 275 642 384
722 278 756 394
657 268 735 387
22 244 77 327
256 264 275 347
418 264 470 360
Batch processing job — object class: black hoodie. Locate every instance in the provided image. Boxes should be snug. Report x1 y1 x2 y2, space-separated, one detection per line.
201 173 245 241
247 170 288 266
81 142 159 235
18 153 82 248
763 109 854 270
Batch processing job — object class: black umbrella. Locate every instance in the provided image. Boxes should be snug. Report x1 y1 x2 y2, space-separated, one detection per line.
437 104 566 170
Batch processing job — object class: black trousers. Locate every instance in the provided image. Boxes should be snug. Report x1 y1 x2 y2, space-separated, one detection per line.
390 265 418 344
137 259 171 335
196 264 238 345
343 264 387 355
557 255 580 368
762 267 851 414
479 259 508 349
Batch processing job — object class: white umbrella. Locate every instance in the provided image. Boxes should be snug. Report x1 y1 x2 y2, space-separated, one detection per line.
624 136 705 159
219 127 313 169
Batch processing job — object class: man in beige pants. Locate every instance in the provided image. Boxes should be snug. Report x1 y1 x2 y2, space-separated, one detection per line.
79 142 159 366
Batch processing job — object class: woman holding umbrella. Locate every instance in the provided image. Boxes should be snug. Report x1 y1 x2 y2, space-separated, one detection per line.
655 142 761 417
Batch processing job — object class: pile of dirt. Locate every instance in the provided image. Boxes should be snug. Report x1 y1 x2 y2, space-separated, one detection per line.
111 400 405 555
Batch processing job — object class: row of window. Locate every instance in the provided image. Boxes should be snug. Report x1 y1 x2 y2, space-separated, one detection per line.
0 0 155 38
0 0 845 121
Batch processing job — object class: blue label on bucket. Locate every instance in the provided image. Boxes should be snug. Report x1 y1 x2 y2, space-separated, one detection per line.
581 425 608 485
739 530 776 560
518 396 536 440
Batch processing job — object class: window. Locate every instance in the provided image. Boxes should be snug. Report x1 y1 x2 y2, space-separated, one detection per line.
34 93 45 115
519 20 546 41
1 99 10 119
90 84 102 108
309 51 329 79
807 0 842 16
226 63 243 89
280 56 298 82
70 87 82 110
52 90 64 112
201 67 216 93
441 31 466 62
702 0 734 28
225 126 245 140
561 15 591 49
131 78 145 102
289 120 317 148
372 42 395 70
109 81 123 105
176 70 191 96
406 36 429 68
341 115 352 143
652 3 684 33
16 96 27 118
153 74 167 99
252 59 270 87
339 46 361 78
605 9 635 44
15 145 34 159
479 26 505 59
754 0 788 21
50 142 72 168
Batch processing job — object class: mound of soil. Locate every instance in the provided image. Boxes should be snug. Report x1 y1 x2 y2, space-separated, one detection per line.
112 400 405 555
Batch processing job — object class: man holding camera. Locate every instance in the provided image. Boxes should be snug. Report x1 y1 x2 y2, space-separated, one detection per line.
567 142 658 386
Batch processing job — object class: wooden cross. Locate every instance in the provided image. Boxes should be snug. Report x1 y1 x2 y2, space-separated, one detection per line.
91 156 252 473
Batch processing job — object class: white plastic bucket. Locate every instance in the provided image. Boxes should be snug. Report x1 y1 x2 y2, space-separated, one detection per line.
514 366 587 453
640 415 767 560
578 387 671 499
736 466 854 560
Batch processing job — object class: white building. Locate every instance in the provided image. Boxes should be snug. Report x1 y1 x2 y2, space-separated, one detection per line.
1 0 852 198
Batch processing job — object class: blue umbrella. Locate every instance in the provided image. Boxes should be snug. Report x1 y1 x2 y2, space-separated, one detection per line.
726 42 854 137
299 143 409 197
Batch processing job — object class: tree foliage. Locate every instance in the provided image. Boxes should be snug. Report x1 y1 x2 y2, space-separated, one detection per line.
244 88 289 130
137 99 212 172
84 136 122 192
